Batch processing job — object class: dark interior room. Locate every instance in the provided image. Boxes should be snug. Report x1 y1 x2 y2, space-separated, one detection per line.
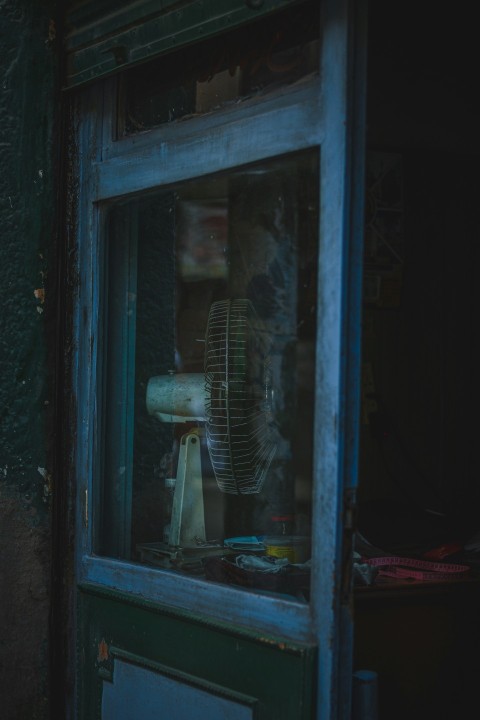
354 4 480 718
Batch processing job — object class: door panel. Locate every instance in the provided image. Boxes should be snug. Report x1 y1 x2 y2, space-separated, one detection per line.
79 585 315 720
102 657 256 720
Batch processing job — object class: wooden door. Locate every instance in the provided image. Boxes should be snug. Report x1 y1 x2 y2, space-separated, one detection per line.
66 1 366 717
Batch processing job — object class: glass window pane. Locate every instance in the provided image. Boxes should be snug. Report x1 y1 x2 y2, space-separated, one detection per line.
120 1 319 136
98 150 318 602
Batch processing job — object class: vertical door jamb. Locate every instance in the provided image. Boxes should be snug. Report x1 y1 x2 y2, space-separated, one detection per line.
312 1 367 718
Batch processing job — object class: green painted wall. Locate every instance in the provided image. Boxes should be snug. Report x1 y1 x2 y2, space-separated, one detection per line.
0 1 58 717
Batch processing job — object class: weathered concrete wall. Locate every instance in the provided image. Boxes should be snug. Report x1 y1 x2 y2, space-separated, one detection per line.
0 1 57 717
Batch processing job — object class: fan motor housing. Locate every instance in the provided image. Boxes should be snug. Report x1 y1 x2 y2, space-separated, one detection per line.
146 373 205 423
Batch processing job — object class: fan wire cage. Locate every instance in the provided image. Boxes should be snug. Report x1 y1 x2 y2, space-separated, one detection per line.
205 299 276 494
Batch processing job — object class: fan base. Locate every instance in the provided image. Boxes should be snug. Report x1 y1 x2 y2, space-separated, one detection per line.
136 541 228 570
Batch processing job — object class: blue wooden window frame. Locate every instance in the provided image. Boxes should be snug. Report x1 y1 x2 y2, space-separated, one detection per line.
72 1 366 717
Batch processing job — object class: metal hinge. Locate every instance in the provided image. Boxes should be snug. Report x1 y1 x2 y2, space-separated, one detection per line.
343 486 357 531
341 486 357 603
84 488 88 528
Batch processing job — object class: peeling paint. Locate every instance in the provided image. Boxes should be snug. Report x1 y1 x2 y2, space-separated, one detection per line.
46 19 56 45
38 466 53 500
98 638 110 662
259 637 287 651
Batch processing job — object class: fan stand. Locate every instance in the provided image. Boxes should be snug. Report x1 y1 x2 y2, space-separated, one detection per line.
137 428 225 567
169 428 206 548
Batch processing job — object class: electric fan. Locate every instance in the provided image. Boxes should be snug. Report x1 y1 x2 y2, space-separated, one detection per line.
146 298 276 552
